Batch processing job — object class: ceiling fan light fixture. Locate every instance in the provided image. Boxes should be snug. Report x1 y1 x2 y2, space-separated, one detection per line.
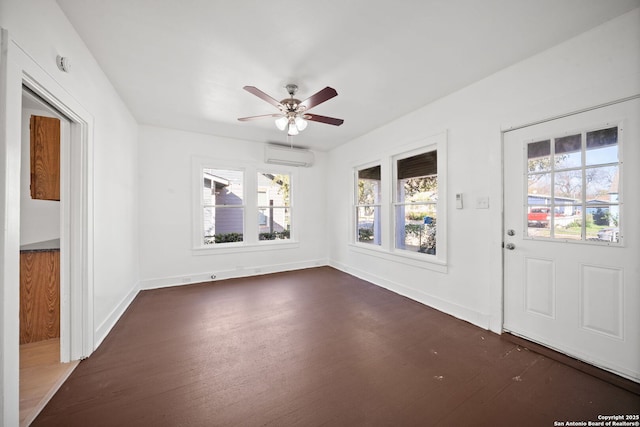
287 120 299 136
295 116 307 131
275 116 288 131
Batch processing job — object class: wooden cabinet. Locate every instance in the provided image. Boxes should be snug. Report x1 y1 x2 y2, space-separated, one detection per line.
30 115 60 201
20 250 60 344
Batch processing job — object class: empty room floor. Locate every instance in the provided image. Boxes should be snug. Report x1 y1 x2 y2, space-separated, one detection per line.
33 267 639 426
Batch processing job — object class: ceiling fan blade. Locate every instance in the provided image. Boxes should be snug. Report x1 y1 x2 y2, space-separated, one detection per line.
243 86 283 108
305 114 344 126
298 87 338 111
237 113 282 122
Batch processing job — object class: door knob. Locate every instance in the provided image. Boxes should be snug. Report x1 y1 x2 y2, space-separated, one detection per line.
507 229 515 236
505 243 515 250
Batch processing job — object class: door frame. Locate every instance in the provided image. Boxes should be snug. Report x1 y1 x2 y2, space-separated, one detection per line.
0 29 95 425
500 93 640 359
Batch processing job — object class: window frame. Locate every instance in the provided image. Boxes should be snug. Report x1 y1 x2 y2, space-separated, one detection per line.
350 132 448 272
202 166 246 247
355 163 382 246
392 147 438 257
523 122 623 245
192 157 298 253
256 170 293 242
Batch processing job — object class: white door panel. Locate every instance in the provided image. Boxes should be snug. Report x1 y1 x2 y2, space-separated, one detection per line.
503 98 639 381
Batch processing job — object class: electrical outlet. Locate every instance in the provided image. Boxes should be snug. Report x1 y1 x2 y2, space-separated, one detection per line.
476 197 489 209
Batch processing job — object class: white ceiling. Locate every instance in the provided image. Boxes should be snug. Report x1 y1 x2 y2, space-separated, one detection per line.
56 0 639 151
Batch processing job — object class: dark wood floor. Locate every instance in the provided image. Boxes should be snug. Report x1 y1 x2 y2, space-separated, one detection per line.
34 267 639 426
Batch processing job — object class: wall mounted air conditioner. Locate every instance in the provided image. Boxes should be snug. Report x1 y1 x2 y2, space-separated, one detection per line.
264 144 314 167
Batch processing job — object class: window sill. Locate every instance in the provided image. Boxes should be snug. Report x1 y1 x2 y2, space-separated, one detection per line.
348 243 448 273
193 241 300 255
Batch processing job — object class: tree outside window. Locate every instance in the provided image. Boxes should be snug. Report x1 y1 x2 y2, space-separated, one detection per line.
395 151 438 255
356 165 381 245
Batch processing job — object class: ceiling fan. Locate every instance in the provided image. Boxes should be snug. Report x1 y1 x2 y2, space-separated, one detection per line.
238 84 344 136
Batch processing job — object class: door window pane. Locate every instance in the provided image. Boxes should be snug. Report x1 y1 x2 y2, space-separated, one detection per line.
585 165 618 200
527 140 551 172
555 134 581 169
528 173 551 201
525 125 621 244
554 170 582 200
586 205 619 242
586 127 618 165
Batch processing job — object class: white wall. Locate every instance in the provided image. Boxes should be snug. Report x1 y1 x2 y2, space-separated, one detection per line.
0 0 139 423
327 8 640 333
138 125 328 288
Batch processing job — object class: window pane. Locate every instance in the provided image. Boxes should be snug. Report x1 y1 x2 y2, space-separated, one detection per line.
203 168 244 245
524 126 620 245
586 127 618 166
258 173 290 206
357 206 380 245
555 134 581 169
258 207 290 240
527 206 551 238
204 207 243 244
554 206 583 241
397 152 436 180
586 205 619 242
527 140 550 172
397 176 438 203
358 166 381 205
585 165 618 201
395 204 436 254
204 169 243 205
528 173 551 202
554 170 582 200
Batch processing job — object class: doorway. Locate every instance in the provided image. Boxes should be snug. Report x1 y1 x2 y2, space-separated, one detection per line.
1 31 94 425
503 97 639 382
18 89 81 426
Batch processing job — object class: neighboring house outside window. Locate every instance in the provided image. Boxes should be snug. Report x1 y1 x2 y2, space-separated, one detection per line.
258 172 291 241
203 168 244 244
197 162 296 249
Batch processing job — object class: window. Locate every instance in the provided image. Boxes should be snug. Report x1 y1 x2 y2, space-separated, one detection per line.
351 132 447 268
526 125 621 243
394 150 438 255
196 160 296 250
258 173 291 241
203 168 244 245
356 165 381 245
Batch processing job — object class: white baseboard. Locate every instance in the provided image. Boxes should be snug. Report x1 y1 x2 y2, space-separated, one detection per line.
330 260 492 331
94 281 140 350
139 258 329 290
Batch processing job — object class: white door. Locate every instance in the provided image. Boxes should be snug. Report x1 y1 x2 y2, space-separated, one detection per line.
503 98 640 382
